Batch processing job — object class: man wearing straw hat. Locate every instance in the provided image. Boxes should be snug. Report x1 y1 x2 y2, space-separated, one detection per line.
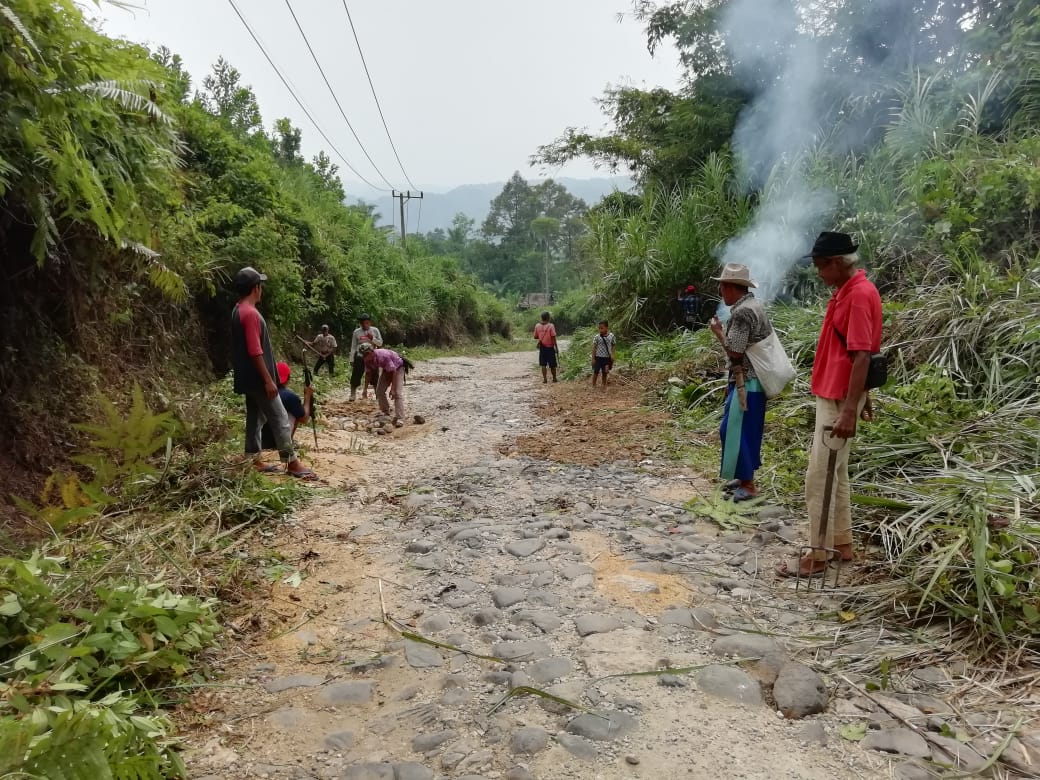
776 232 882 578
709 263 773 503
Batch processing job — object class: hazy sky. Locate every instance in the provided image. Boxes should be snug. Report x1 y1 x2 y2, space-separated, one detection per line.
89 0 680 193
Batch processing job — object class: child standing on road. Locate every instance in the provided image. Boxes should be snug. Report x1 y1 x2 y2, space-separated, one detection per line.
533 311 558 383
591 320 616 388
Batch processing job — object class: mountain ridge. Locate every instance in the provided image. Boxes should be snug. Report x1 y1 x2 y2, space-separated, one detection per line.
348 175 635 233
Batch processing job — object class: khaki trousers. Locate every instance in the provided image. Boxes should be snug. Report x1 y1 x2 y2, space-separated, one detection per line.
805 396 865 560
376 368 405 420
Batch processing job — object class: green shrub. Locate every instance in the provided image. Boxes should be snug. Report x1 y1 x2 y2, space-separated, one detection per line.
1 553 217 778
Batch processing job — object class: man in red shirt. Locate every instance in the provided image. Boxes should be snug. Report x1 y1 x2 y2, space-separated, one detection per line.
231 267 318 480
777 232 881 577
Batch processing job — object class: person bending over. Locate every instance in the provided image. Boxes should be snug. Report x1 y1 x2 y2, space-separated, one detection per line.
260 361 313 448
358 342 406 427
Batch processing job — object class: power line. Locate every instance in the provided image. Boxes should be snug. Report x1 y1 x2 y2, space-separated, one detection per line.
225 0 389 192
282 0 397 191
341 0 419 191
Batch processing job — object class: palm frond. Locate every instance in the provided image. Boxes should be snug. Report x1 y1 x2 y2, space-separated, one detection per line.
0 2 43 60
76 81 172 124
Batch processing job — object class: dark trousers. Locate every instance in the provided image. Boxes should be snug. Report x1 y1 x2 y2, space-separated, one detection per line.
244 390 294 462
350 355 379 391
314 354 335 376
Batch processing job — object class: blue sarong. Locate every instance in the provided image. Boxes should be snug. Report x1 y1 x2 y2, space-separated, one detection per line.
719 377 766 482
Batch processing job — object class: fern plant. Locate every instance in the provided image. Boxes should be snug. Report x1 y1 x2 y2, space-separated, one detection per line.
73 383 176 492
0 0 181 278
13 385 176 531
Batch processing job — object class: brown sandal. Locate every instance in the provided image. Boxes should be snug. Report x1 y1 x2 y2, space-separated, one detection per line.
775 559 828 578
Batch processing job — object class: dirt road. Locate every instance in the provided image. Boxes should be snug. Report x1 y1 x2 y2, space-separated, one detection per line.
186 350 902 780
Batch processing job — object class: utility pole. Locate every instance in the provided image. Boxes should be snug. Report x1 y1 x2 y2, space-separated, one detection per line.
392 190 424 247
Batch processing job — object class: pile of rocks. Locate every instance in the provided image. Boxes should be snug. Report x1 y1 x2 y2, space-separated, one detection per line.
325 414 427 436
325 414 397 436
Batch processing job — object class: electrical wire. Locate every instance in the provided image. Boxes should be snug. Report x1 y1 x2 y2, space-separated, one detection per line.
340 0 419 191
282 0 398 190
226 0 389 192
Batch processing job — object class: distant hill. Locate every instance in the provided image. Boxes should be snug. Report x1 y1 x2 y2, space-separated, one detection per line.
348 176 635 233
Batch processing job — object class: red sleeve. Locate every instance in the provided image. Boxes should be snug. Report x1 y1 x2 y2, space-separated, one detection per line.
844 290 881 352
240 306 263 357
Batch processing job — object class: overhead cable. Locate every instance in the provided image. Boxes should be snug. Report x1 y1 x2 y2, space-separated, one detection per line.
225 0 390 192
282 0 398 190
341 0 420 191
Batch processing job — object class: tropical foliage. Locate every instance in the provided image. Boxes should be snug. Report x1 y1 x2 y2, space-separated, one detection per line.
0 0 508 487
0 2 509 774
553 0 1040 663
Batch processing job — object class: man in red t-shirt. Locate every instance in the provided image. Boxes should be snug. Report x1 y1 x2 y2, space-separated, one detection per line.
777 233 881 578
533 311 558 383
231 267 318 480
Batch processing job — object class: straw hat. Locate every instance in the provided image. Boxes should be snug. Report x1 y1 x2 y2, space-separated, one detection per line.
710 263 757 288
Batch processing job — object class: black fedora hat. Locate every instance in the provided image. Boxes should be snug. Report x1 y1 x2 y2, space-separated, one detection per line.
804 231 858 258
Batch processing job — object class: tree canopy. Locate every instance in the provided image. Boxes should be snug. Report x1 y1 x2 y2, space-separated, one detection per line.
538 0 1040 188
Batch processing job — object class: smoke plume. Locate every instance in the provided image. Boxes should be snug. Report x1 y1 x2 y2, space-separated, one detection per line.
715 0 904 299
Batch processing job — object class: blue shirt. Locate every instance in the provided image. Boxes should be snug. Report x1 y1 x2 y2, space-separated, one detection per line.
279 388 305 420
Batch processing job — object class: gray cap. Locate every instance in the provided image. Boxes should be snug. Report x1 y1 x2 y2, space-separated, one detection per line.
234 266 267 290
357 342 375 355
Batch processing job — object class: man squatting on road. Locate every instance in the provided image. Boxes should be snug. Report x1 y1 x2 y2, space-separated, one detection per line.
349 313 383 401
777 231 882 577
230 266 318 480
709 263 773 503
259 361 313 450
358 342 406 427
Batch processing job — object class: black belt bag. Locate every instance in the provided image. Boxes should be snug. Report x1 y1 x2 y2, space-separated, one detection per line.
865 352 888 389
834 325 888 389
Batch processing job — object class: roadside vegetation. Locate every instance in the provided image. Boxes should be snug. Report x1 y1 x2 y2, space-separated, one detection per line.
547 1 1040 669
0 1 511 776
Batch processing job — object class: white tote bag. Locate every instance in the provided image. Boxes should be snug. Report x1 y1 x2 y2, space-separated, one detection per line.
745 330 796 398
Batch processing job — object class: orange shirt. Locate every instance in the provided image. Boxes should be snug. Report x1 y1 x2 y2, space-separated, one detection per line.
534 322 556 347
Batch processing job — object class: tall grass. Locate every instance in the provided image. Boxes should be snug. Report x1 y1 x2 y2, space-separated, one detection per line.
634 270 1040 664
582 152 754 332
576 61 1040 664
